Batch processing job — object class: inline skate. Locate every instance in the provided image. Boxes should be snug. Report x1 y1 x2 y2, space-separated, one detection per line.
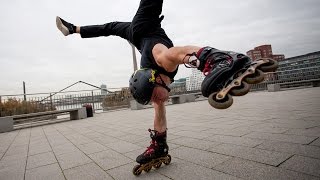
132 129 171 176
197 47 278 109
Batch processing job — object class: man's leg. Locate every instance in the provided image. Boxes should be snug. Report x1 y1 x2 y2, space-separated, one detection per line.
153 101 167 133
56 16 133 43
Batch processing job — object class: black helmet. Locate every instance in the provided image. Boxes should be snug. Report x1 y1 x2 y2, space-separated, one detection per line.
129 69 157 105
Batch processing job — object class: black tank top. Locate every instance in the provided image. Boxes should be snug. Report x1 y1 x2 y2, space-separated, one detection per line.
139 36 178 82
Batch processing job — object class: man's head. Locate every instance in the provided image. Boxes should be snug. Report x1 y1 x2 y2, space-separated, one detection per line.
129 69 170 105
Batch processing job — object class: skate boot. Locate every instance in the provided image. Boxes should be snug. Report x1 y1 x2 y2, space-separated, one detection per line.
196 47 278 109
56 16 76 36
132 129 171 176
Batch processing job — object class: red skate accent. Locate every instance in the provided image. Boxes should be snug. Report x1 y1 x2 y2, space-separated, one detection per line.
196 47 205 57
202 54 233 76
144 140 157 156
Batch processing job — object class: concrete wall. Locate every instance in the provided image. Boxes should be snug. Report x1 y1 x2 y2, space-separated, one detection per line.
70 107 87 120
172 94 196 104
0 117 13 133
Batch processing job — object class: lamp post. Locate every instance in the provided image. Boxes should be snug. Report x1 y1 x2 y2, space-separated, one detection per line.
23 81 26 101
128 41 138 71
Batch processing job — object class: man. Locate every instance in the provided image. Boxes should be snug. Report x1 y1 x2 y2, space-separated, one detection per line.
56 0 275 174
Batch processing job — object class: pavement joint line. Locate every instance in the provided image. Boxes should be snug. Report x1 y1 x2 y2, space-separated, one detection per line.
278 166 320 178
307 137 319 145
0 130 19 161
23 129 31 180
42 126 67 180
205 146 291 168
172 156 242 179
275 154 295 167
52 125 115 179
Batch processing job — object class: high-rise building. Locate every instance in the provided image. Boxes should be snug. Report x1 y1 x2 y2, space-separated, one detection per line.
247 45 285 61
100 84 108 95
186 68 205 91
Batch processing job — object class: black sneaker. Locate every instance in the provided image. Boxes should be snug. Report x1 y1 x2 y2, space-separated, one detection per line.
56 16 76 36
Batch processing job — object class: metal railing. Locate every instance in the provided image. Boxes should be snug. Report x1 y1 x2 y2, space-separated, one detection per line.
1 68 319 117
0 89 107 117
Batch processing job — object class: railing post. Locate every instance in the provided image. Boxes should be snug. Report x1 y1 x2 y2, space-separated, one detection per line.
50 93 53 111
91 91 95 110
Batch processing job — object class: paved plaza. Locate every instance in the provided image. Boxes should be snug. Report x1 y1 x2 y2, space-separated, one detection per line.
0 87 319 180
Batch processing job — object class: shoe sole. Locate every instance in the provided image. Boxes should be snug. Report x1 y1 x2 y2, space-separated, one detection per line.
56 16 69 36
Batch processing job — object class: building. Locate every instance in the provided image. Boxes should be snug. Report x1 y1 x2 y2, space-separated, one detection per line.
247 45 285 61
100 84 108 95
277 51 320 80
186 68 205 91
170 78 187 94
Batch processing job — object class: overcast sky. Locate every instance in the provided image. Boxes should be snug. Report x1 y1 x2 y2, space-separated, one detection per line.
0 0 319 95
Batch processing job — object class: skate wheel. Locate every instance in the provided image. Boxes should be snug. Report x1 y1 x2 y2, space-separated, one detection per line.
133 165 142 176
230 81 251 96
244 69 265 84
164 155 171 165
144 166 152 172
153 162 162 169
208 93 233 109
259 59 278 72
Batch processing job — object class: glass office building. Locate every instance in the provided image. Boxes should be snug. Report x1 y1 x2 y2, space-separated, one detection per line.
277 51 320 81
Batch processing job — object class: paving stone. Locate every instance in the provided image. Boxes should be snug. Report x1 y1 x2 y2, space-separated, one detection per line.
257 141 320 159
204 128 252 137
238 124 289 134
0 153 27 169
285 127 320 137
82 132 105 139
47 137 70 146
63 162 113 180
107 162 170 180
205 135 263 147
76 142 109 155
67 136 95 145
4 144 28 156
105 140 142 154
0 144 10 153
172 130 210 139
280 155 320 177
52 143 81 155
27 151 57 169
265 119 320 129
214 157 318 180
209 143 292 166
25 163 64 180
243 132 317 144
157 158 241 180
88 149 133 170
28 143 52 156
171 146 231 168
56 151 92 170
117 133 147 143
107 130 134 137
91 136 119 145
169 136 221 150
0 164 25 180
